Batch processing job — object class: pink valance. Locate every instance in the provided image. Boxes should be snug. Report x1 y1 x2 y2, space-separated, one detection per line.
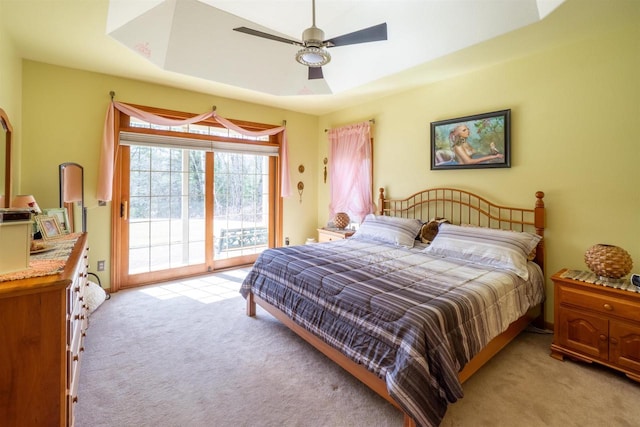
97 101 290 201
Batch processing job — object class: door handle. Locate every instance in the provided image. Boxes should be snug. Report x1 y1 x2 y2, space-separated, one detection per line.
120 201 128 221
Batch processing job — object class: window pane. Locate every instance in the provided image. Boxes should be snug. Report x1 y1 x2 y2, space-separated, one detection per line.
130 146 151 169
151 147 171 171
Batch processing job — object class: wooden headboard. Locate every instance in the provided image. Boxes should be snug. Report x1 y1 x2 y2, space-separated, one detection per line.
378 187 545 271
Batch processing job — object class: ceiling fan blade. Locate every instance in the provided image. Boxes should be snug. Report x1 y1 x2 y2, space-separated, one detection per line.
308 67 324 80
233 27 302 46
324 23 387 47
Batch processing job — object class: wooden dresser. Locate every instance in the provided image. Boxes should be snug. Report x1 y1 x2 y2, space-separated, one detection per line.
550 269 640 382
0 233 89 426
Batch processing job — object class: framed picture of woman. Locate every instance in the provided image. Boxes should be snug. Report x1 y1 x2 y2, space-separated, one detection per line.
431 109 511 170
35 215 63 240
42 208 70 234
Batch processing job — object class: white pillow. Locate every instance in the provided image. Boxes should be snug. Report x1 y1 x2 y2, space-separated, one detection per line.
85 280 107 314
423 223 541 279
352 214 422 248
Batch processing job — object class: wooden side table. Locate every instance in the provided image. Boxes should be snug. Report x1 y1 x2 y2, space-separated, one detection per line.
550 269 640 382
317 228 354 243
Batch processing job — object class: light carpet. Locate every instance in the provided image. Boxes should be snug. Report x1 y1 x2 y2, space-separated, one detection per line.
76 270 639 427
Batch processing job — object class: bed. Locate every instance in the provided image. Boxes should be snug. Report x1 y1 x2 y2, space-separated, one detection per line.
240 187 545 427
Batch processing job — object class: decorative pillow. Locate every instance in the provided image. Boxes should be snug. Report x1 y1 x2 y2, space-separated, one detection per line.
460 223 539 261
423 223 542 279
420 217 449 243
85 280 107 314
352 214 422 248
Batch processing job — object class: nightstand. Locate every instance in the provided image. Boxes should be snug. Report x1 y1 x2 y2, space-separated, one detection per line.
550 269 640 382
317 228 354 242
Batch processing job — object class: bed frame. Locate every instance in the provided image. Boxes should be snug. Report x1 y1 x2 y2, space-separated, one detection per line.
246 187 545 427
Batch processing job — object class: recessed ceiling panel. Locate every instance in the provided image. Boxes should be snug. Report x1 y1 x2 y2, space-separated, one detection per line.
107 0 565 96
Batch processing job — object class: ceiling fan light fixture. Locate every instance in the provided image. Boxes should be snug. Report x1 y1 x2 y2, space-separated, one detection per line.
296 46 331 67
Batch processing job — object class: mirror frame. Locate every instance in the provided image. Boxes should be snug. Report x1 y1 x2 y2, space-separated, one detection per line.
0 108 12 208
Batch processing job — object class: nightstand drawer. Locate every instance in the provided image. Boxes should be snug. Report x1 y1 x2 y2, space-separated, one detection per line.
317 228 354 242
559 285 638 319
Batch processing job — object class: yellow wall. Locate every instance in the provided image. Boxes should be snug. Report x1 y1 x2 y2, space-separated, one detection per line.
0 0 22 199
319 22 640 322
19 61 319 286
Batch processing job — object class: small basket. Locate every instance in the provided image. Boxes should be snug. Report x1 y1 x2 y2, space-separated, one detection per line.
584 244 633 279
334 212 350 229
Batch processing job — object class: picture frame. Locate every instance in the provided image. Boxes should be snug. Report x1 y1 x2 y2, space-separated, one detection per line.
36 215 63 240
42 208 70 234
430 109 511 170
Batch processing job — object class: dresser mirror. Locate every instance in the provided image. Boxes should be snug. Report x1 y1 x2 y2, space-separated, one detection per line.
0 108 13 208
59 162 86 232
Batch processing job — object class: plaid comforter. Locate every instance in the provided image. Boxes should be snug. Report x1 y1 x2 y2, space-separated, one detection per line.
240 238 544 427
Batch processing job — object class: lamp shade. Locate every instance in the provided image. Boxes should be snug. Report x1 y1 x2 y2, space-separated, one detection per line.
62 165 83 203
11 194 41 214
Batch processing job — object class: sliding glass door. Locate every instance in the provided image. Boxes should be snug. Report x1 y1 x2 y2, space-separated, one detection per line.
109 107 282 291
116 145 275 289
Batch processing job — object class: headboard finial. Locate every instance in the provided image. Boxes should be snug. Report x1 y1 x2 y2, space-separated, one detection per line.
378 188 386 216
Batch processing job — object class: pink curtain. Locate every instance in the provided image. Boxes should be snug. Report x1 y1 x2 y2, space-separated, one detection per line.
97 101 290 201
328 121 375 222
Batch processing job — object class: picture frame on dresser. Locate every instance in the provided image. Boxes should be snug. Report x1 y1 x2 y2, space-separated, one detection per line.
42 207 70 234
36 215 63 240
431 109 511 170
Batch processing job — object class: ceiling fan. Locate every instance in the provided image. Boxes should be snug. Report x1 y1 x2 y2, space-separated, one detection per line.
233 0 387 80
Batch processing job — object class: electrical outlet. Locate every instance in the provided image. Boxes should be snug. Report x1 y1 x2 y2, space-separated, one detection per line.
97 260 105 271
285 237 290 246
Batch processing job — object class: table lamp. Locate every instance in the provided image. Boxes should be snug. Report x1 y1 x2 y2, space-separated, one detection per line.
11 194 41 214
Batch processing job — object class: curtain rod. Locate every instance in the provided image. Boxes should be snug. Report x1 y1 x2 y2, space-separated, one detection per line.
105 97 282 127
109 92 218 114
324 118 375 132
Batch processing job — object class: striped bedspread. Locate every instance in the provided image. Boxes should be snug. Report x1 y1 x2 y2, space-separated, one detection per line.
240 238 544 427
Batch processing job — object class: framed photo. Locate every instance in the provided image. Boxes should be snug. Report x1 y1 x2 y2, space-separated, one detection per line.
431 109 511 170
36 215 63 240
42 208 70 234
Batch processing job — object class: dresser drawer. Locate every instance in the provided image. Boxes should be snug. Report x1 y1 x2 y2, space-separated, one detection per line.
68 276 84 315
558 285 638 320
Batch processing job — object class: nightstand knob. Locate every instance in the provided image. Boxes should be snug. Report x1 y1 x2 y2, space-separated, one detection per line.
603 303 613 311
610 338 618 345
599 334 607 341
